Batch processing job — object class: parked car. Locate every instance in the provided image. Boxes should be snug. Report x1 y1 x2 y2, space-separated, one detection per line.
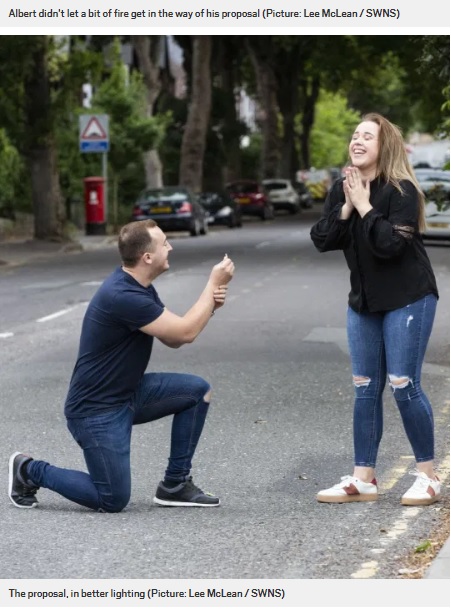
262 179 300 214
198 191 243 228
298 168 332 201
131 186 208 237
420 177 450 241
293 180 314 209
414 168 450 183
226 180 274 221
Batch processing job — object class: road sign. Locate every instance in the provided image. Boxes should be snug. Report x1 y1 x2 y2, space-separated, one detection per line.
79 114 109 153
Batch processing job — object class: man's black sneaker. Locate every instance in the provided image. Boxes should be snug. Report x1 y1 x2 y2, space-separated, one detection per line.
8 452 39 509
153 477 220 507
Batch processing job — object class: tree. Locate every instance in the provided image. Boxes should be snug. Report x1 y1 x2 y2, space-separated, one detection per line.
0 36 66 239
212 37 248 184
179 36 212 192
93 40 169 229
308 92 360 168
246 36 280 178
132 35 166 188
0 129 23 218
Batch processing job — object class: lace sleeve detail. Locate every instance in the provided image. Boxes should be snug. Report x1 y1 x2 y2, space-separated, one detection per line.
393 225 415 241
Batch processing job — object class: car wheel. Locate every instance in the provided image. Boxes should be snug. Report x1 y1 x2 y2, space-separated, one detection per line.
262 205 274 220
190 220 201 236
200 219 208 235
227 213 241 228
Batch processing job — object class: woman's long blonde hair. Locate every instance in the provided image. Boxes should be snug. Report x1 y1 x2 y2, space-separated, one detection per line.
362 113 426 232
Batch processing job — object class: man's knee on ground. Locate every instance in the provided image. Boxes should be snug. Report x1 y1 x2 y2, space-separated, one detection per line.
99 492 130 513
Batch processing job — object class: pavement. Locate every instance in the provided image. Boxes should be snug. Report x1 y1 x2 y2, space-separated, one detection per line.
0 231 118 268
423 538 450 580
0 230 449 581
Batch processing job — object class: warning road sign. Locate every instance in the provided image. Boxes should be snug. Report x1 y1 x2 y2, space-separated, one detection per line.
79 114 109 152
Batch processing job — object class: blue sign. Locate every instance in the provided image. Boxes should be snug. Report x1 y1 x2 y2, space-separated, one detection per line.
80 141 109 153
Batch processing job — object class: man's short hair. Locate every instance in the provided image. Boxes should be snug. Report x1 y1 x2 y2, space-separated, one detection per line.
118 220 157 267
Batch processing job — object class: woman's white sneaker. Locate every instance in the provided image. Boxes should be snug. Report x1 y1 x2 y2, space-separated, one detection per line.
317 475 378 503
401 471 441 506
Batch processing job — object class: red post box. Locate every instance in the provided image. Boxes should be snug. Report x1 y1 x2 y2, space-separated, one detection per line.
84 176 106 235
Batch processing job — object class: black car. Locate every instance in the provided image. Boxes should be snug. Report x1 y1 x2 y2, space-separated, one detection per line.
198 191 243 228
132 186 208 236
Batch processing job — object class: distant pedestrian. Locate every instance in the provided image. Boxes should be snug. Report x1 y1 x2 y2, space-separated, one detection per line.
9 220 234 512
310 113 440 505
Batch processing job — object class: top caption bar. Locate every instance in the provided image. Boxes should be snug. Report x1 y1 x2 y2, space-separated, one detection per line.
3 2 451 28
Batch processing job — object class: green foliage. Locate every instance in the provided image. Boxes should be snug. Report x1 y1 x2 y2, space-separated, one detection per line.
0 129 25 216
240 133 263 179
56 38 171 226
93 42 169 173
0 34 449 226
440 85 450 137
158 93 188 185
308 91 360 169
414 540 432 553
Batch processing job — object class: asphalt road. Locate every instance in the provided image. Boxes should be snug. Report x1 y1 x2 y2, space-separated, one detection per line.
0 211 449 580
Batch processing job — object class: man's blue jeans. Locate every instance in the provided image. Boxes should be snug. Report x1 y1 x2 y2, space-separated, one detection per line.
26 373 211 512
347 294 437 468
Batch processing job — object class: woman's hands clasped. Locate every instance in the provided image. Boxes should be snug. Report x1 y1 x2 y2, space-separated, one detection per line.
343 167 372 218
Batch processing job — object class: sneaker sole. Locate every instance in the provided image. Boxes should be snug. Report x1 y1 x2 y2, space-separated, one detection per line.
317 493 378 503
8 452 37 509
401 495 440 506
153 496 220 507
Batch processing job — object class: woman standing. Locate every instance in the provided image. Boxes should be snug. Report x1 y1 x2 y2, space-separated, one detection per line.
310 113 440 505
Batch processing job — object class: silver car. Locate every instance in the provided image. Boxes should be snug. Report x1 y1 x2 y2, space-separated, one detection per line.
417 172 450 240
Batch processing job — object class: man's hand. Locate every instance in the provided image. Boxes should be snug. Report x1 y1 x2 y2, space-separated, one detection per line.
210 254 235 287
213 285 228 311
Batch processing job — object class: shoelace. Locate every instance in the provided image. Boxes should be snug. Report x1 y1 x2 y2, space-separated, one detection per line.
183 477 202 493
184 478 214 497
22 482 39 496
19 470 39 496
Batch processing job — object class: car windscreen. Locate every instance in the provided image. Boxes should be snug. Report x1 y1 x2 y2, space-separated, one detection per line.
263 182 289 191
139 189 189 203
199 193 223 206
263 181 289 192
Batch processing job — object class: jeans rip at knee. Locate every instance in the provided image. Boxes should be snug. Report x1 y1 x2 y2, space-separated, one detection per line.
389 374 415 401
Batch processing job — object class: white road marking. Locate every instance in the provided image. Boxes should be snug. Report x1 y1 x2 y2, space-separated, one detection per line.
80 281 102 286
351 560 379 579
0 332 14 339
350 444 450 579
36 304 87 323
255 241 271 249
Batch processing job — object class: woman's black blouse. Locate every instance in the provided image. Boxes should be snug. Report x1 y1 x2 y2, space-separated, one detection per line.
310 177 439 313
